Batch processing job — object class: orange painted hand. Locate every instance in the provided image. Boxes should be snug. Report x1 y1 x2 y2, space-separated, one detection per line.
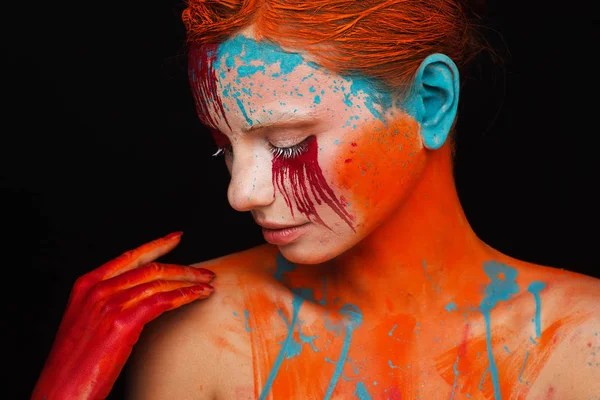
31 232 215 400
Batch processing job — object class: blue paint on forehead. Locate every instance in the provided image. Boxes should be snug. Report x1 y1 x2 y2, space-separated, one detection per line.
215 34 305 79
213 34 396 123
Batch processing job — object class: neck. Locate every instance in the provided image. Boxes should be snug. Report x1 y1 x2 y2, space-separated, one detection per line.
328 142 487 314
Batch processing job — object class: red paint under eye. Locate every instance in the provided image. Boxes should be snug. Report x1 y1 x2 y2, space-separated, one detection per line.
272 136 355 231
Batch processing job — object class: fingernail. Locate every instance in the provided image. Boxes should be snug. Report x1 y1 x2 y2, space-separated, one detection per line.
193 284 214 294
165 231 184 240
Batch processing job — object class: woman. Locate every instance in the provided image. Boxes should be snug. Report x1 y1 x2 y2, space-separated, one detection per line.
33 0 599 399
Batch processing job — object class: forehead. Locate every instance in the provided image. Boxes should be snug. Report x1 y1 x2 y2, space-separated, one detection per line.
189 34 394 133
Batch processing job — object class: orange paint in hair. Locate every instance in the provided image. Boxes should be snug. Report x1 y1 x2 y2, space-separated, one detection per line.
182 0 485 92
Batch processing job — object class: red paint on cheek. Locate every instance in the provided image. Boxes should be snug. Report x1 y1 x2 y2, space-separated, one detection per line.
544 386 555 400
188 44 231 133
272 136 355 231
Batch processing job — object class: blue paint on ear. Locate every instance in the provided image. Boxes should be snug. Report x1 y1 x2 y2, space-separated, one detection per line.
404 53 460 150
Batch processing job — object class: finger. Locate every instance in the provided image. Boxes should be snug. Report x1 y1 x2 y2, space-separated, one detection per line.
96 232 184 280
101 280 212 316
118 284 214 328
89 262 215 301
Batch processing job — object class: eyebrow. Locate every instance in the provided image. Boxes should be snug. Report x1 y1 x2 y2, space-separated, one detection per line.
242 110 318 133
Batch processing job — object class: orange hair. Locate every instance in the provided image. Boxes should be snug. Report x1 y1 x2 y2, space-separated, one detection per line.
182 0 486 92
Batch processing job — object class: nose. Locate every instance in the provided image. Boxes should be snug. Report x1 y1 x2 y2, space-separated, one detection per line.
227 149 274 212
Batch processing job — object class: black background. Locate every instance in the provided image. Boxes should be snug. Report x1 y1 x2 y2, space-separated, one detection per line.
2 1 598 399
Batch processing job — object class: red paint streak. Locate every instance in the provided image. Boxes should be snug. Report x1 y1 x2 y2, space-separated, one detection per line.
351 142 358 147
388 386 402 400
345 158 353 164
544 386 555 400
459 324 470 358
588 342 592 348
272 136 355 231
188 44 231 133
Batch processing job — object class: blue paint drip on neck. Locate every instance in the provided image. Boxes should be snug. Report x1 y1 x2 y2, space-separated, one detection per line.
258 293 304 400
479 261 520 400
354 381 372 400
450 356 460 400
323 304 363 400
518 350 530 384
527 281 546 338
274 252 296 281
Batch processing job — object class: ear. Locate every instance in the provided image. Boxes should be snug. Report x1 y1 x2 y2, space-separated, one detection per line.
406 54 460 150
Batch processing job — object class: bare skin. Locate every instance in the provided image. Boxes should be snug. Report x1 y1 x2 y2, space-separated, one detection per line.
127 28 599 399
127 141 600 399
127 243 599 399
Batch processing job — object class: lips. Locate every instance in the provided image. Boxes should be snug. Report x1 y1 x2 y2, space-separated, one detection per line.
257 221 310 245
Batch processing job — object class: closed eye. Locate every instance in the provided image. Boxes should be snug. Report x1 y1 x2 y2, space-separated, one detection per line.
213 137 311 160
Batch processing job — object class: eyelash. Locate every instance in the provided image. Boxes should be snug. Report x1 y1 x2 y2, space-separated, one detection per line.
213 138 310 160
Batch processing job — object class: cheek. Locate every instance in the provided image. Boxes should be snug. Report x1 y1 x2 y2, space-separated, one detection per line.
272 137 355 231
333 113 423 224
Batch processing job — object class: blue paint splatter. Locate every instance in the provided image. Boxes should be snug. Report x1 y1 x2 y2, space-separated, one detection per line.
450 357 460 400
216 35 306 80
323 304 363 400
527 281 546 338
348 76 392 123
478 367 489 391
274 252 296 281
445 302 457 312
518 350 529 384
503 345 512 354
529 336 538 345
354 381 372 400
388 324 398 337
233 95 253 126
284 338 302 359
314 95 321 104
258 294 303 400
388 360 400 369
479 261 520 400
238 65 266 78
298 325 319 352
343 93 353 107
244 309 253 332
319 276 328 306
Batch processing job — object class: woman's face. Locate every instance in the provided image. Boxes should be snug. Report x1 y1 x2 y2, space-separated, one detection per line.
192 30 428 264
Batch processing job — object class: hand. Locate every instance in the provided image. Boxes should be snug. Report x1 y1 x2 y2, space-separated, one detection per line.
32 232 215 400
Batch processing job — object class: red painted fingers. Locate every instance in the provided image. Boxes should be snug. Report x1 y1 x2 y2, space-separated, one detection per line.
31 232 216 400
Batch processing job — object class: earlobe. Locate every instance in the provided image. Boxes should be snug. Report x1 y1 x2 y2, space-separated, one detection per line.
409 54 460 150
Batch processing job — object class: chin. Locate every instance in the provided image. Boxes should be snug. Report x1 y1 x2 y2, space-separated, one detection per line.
277 240 338 265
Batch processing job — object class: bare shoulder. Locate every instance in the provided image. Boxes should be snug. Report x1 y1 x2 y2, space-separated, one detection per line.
126 243 280 400
510 257 599 316
537 264 600 398
507 257 600 398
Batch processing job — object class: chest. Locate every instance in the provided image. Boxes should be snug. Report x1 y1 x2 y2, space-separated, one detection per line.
212 303 570 400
